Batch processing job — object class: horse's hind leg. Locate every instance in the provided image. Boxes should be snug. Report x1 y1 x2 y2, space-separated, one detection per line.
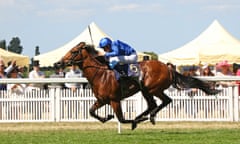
89 100 114 123
135 90 157 121
150 92 172 125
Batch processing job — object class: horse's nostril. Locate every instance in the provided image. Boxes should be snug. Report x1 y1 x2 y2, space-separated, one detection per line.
54 61 66 68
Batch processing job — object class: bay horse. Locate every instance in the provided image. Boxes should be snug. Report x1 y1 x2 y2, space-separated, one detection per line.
58 42 220 130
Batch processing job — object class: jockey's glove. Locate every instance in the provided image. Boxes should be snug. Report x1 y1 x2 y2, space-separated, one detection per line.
109 61 118 69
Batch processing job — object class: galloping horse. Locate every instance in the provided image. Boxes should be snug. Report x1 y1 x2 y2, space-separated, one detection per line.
58 42 220 130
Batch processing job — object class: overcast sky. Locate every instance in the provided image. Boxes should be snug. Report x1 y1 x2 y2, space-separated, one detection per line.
0 0 239 57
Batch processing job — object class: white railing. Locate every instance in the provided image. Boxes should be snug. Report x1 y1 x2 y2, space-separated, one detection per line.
158 87 239 121
0 77 239 123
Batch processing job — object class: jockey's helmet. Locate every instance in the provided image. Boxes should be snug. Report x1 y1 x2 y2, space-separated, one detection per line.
99 37 112 48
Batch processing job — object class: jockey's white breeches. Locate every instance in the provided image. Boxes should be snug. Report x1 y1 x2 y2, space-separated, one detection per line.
109 53 138 64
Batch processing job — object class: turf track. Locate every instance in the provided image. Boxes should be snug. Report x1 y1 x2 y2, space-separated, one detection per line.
0 122 239 144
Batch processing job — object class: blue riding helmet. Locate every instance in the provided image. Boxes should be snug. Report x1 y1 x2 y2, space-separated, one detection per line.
99 37 112 48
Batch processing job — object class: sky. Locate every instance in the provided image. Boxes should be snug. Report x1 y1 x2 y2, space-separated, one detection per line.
0 0 240 58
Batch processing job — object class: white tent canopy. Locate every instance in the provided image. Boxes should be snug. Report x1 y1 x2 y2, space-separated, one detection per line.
34 22 108 67
158 20 240 65
0 48 29 67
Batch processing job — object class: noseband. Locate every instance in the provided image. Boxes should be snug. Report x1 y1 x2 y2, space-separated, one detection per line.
67 46 85 66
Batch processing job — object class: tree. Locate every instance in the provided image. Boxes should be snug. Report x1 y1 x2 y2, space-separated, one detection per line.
0 40 6 50
143 52 158 60
7 37 23 54
35 46 40 56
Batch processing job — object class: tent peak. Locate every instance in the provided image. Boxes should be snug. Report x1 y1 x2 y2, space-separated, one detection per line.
208 19 225 30
89 22 96 27
211 19 220 25
193 19 240 44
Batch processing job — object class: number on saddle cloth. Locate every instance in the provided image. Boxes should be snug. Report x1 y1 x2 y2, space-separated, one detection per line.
128 63 140 77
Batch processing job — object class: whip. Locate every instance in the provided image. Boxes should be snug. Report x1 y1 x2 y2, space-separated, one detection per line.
88 25 94 45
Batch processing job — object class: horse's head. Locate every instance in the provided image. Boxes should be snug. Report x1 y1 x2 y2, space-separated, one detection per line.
56 42 102 69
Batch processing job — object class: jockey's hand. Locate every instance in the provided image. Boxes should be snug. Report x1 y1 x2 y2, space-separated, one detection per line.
109 61 118 69
104 55 110 62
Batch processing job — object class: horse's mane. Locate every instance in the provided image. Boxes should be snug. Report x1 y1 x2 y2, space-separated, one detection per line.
83 44 98 56
83 44 109 66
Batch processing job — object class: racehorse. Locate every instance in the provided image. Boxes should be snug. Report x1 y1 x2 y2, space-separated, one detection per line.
58 42 220 130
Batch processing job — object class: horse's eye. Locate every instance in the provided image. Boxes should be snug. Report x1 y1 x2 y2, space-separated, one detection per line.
72 51 78 54
82 45 89 49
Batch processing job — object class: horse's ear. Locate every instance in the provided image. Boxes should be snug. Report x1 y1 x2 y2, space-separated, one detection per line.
77 42 86 48
82 44 93 49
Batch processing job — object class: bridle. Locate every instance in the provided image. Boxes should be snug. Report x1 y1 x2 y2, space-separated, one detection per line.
67 47 85 66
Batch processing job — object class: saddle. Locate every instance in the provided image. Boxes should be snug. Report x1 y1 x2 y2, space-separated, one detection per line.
113 63 142 97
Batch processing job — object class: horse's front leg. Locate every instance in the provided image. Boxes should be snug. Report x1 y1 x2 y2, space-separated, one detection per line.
110 100 142 130
89 100 114 123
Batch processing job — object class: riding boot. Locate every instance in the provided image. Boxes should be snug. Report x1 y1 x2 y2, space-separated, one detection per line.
119 77 128 97
115 65 128 77
130 76 142 90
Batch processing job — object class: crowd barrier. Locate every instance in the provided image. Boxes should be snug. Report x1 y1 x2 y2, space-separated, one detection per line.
0 77 239 123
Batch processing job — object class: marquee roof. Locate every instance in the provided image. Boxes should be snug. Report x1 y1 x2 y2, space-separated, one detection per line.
0 48 29 67
158 20 240 65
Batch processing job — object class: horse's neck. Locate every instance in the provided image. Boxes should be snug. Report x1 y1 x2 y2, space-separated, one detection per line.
82 56 108 83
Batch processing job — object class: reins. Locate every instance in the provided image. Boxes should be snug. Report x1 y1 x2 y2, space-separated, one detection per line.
81 54 109 83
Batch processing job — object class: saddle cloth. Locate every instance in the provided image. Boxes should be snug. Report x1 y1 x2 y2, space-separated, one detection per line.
114 63 140 80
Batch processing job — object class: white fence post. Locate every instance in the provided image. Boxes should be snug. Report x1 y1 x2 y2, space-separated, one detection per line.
136 92 143 116
55 86 61 122
229 86 234 121
233 85 239 121
48 86 56 122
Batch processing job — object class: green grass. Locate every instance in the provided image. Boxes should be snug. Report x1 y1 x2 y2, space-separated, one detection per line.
0 122 239 144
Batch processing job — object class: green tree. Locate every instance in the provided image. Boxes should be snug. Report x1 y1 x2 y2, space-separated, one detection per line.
0 40 6 49
143 52 158 60
35 46 40 56
7 37 23 54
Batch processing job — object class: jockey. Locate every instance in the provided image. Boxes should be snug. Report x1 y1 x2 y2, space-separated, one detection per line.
99 37 138 73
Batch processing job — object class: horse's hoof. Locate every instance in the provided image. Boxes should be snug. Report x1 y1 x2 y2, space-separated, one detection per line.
107 114 114 120
132 121 137 130
150 116 155 125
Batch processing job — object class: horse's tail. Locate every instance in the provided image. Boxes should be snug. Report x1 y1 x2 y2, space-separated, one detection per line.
172 70 221 95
